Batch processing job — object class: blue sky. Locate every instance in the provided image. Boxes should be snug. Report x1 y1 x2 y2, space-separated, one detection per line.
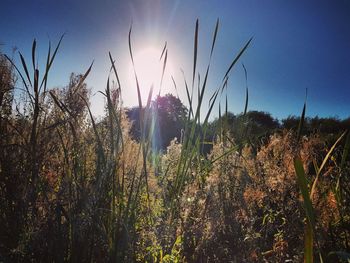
1 0 349 119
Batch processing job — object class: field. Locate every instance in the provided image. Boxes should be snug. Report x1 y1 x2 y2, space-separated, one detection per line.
1 21 350 262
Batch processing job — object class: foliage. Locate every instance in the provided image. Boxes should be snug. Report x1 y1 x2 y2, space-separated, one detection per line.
0 21 349 263
126 94 187 151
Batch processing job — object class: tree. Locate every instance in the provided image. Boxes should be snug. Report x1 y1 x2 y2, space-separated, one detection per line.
126 94 188 151
154 94 187 150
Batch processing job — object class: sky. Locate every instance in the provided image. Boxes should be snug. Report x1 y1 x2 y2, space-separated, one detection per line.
1 0 349 120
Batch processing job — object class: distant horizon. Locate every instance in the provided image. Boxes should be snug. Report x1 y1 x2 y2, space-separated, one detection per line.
121 94 350 122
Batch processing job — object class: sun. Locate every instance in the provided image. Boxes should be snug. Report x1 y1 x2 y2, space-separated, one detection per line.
128 46 176 103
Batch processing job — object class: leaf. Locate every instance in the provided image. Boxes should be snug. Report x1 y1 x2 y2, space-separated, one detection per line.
305 220 314 263
222 37 252 82
294 158 315 226
32 38 36 70
297 89 307 142
210 18 219 59
294 158 315 263
72 61 94 94
19 52 32 86
159 41 167 60
340 130 350 171
40 34 64 90
128 24 142 109
242 63 248 115
108 52 121 90
297 102 306 142
192 19 199 88
160 49 168 93
310 131 346 199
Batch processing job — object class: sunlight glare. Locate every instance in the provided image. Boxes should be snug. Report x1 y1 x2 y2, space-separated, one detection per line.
128 46 176 103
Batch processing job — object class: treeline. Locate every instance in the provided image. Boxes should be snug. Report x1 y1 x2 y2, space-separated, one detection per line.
126 94 350 151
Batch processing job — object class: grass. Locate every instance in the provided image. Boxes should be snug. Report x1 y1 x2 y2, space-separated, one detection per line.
0 20 349 262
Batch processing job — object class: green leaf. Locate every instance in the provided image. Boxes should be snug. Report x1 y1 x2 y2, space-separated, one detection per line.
305 220 314 263
192 19 199 88
310 131 346 199
340 130 350 171
223 37 252 82
294 158 315 226
297 101 306 142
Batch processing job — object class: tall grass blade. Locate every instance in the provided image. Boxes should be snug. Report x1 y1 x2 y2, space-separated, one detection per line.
210 18 219 58
42 41 51 94
340 130 350 171
80 94 104 161
159 41 167 60
294 158 315 263
19 52 32 86
33 69 39 94
181 69 193 118
242 63 248 115
219 103 222 142
39 34 64 90
49 91 73 117
222 37 252 82
32 39 36 70
310 131 346 199
294 158 315 226
128 24 142 109
297 89 307 142
225 94 228 140
171 76 179 99
305 220 314 263
4 54 35 106
160 50 167 94
73 62 94 94
108 52 121 90
192 19 199 88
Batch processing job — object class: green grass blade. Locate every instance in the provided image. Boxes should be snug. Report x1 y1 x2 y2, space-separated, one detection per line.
159 41 167 61
160 50 167 94
128 24 142 109
39 34 64 90
340 130 350 171
32 39 36 70
210 145 239 165
108 52 121 90
80 94 105 162
294 158 315 263
222 37 252 82
294 158 315 226
305 220 314 263
181 69 193 118
242 63 248 115
210 18 219 58
192 19 199 88
171 76 179 99
297 89 308 142
73 62 94 94
5 54 34 104
19 52 32 86
49 91 74 117
224 94 228 141
297 102 306 142
219 103 222 142
34 69 39 94
42 41 51 94
244 88 248 116
310 131 346 199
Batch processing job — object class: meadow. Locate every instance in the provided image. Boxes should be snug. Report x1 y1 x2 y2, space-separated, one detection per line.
0 20 349 262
